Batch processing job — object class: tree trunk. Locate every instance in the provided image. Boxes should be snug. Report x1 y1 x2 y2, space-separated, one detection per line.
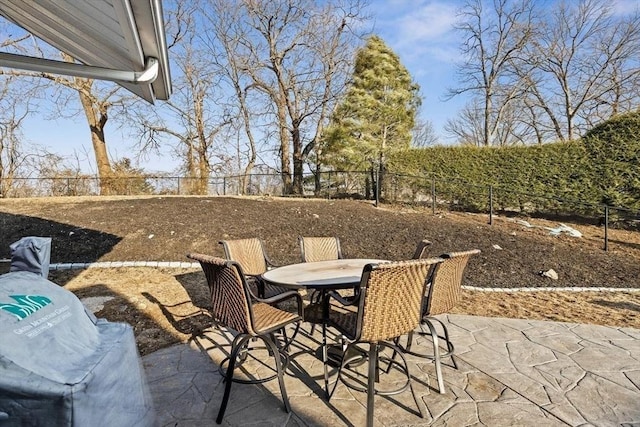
239 91 257 195
276 101 292 195
484 93 492 146
369 166 376 200
195 102 209 195
91 129 113 195
198 149 209 195
314 164 322 196
76 79 113 195
378 158 386 202
185 140 197 195
291 122 304 195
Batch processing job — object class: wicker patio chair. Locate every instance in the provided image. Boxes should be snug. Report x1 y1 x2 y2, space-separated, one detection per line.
298 236 346 331
298 236 343 262
323 258 443 427
401 249 481 394
219 238 289 299
186 253 302 424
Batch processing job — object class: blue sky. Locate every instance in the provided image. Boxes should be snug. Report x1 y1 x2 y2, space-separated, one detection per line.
369 0 464 133
17 0 640 173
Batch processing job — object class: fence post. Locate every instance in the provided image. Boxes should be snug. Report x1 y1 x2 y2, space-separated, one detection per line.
223 177 226 196
393 174 398 202
374 168 379 207
177 177 180 195
489 185 493 225
327 171 331 200
431 178 436 215
604 205 609 251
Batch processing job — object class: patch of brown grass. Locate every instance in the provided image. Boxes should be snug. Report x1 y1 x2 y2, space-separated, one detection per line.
453 289 640 329
51 267 640 356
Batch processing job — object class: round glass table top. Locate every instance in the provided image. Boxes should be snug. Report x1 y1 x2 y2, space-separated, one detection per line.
262 258 388 289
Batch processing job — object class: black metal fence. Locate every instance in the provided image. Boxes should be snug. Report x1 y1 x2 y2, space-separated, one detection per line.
3 171 638 250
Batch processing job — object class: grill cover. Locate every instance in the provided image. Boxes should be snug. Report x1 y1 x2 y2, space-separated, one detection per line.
9 236 51 277
0 270 155 425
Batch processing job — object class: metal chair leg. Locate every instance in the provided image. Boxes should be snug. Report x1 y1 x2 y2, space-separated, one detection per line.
386 329 415 374
216 334 251 424
281 322 301 351
424 320 445 394
391 341 425 419
322 321 330 399
262 334 291 413
334 340 424 422
366 343 378 427
427 316 457 369
393 318 456 394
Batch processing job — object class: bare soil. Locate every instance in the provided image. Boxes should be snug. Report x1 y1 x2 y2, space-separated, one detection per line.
1 195 639 355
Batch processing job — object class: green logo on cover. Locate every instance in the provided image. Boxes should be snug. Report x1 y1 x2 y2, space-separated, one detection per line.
0 295 52 320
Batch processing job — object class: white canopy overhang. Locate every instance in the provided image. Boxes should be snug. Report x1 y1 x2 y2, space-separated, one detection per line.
0 0 172 103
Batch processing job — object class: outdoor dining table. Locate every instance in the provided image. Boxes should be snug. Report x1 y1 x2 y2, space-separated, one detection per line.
261 258 387 290
262 258 388 396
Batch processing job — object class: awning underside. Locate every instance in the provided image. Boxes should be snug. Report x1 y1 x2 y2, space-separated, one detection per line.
0 0 171 103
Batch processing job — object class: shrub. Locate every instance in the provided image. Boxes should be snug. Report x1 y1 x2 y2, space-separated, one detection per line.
581 111 640 210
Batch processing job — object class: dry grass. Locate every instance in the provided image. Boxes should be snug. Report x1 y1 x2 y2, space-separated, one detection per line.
453 289 640 328
51 267 640 356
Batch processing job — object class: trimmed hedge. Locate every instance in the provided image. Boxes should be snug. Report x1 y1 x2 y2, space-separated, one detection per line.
388 113 640 216
582 111 640 210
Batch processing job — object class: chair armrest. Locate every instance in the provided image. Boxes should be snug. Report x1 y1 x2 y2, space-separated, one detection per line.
262 243 280 269
327 290 359 307
245 275 264 299
256 290 303 316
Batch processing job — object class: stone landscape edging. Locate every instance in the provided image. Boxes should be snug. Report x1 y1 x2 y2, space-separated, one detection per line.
45 261 640 293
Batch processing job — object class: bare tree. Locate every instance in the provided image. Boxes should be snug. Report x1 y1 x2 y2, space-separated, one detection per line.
444 100 485 146
200 0 266 194
1 29 139 195
525 0 640 141
132 2 236 195
0 76 32 197
0 29 52 197
58 58 125 195
448 0 536 146
201 0 369 195
35 153 94 197
412 119 438 147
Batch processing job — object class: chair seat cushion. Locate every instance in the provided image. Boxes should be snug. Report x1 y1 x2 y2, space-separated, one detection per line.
252 302 300 333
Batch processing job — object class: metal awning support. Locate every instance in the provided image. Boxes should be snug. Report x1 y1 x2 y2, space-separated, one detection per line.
0 52 159 84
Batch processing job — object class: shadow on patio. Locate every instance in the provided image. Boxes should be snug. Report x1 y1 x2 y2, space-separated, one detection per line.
142 314 640 426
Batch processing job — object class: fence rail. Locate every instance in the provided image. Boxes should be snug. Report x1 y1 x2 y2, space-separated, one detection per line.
2 171 638 251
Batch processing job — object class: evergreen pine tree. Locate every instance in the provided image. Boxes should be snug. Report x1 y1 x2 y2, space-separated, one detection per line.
324 35 421 198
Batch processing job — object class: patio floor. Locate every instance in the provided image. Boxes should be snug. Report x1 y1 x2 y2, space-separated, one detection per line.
142 314 640 426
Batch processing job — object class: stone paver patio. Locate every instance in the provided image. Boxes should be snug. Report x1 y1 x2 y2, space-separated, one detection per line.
142 314 640 426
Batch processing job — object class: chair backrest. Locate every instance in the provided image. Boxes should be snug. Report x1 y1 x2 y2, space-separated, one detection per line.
424 249 480 316
219 238 269 276
186 253 254 335
298 236 343 262
356 258 443 342
412 239 432 259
